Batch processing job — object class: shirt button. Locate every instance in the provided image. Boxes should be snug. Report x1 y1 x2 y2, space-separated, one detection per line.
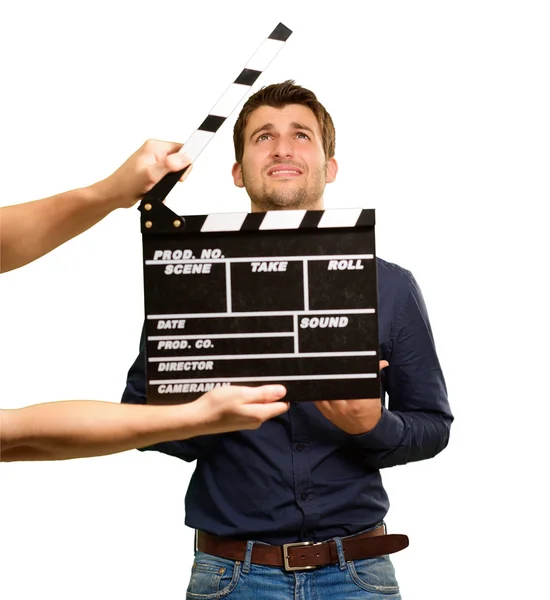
296 444 306 451
301 493 308 500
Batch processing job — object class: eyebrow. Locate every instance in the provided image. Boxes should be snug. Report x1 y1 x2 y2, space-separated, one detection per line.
249 121 316 140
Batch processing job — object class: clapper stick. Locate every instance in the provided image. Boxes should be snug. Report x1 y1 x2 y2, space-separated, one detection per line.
141 22 292 205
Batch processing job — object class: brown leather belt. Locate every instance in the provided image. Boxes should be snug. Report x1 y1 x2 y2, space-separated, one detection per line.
197 527 409 571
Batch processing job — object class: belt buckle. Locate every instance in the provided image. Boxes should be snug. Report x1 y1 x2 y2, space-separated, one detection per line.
282 541 317 571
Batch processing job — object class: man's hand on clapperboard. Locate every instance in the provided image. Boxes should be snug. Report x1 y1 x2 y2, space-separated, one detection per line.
92 140 193 209
314 361 389 435
186 384 290 436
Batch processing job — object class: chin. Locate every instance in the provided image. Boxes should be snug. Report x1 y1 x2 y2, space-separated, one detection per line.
265 195 300 209
248 184 319 211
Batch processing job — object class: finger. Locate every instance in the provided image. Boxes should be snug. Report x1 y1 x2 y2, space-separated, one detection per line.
179 163 193 182
240 401 290 426
313 400 331 415
244 384 287 403
212 384 286 404
256 401 290 420
379 360 389 370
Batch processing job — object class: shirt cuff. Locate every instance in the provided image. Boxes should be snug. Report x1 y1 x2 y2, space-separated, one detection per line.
350 406 406 451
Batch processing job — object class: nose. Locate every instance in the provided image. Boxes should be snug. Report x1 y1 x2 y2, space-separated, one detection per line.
271 137 294 159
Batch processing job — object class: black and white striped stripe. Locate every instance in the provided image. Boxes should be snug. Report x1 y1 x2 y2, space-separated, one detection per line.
180 22 292 163
141 23 291 205
169 208 376 233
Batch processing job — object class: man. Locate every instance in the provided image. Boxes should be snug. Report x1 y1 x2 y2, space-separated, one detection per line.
121 82 453 599
0 139 289 462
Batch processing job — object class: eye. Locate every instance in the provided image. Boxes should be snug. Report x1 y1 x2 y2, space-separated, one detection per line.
296 131 310 139
257 133 272 142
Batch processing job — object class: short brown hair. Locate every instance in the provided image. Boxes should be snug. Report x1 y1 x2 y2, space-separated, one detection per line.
233 80 335 163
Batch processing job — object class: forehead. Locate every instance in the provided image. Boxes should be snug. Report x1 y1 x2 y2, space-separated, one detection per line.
244 104 321 135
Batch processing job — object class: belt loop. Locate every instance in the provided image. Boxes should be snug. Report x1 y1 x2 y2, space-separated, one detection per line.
333 537 347 571
242 540 255 574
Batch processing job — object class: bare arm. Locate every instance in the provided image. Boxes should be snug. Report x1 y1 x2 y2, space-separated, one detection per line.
0 140 192 273
0 385 288 462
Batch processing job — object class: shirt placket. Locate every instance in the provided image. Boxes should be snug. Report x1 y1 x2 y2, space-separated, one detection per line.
289 403 320 539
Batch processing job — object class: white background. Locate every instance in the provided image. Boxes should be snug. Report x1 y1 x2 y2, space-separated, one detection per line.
1 1 549 598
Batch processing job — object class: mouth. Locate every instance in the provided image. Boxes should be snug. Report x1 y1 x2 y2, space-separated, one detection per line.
267 164 304 177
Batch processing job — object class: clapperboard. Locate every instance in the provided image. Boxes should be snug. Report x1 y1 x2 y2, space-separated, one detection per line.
139 23 380 404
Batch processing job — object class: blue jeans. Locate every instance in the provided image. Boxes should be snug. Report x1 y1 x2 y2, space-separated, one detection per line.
186 536 401 599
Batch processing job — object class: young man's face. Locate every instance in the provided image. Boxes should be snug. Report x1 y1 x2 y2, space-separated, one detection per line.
232 104 338 212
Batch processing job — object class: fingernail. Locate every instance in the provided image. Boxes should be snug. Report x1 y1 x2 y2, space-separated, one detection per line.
178 151 192 164
272 385 286 398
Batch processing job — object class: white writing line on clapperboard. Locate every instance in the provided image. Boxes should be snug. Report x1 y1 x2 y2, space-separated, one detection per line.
152 374 378 395
146 252 374 264
150 351 376 362
149 309 374 319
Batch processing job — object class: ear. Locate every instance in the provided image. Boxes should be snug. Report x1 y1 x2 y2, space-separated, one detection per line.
232 162 245 188
325 157 338 183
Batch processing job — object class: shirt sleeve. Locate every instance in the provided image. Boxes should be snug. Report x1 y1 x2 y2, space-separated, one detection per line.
350 271 453 469
120 325 220 461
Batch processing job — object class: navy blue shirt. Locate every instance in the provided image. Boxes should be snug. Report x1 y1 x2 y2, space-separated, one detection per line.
121 257 452 544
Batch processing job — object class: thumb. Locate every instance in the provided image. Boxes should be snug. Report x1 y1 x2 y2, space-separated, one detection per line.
165 151 192 173
146 152 192 185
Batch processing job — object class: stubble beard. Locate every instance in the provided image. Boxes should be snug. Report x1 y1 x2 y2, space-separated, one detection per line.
242 165 327 211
